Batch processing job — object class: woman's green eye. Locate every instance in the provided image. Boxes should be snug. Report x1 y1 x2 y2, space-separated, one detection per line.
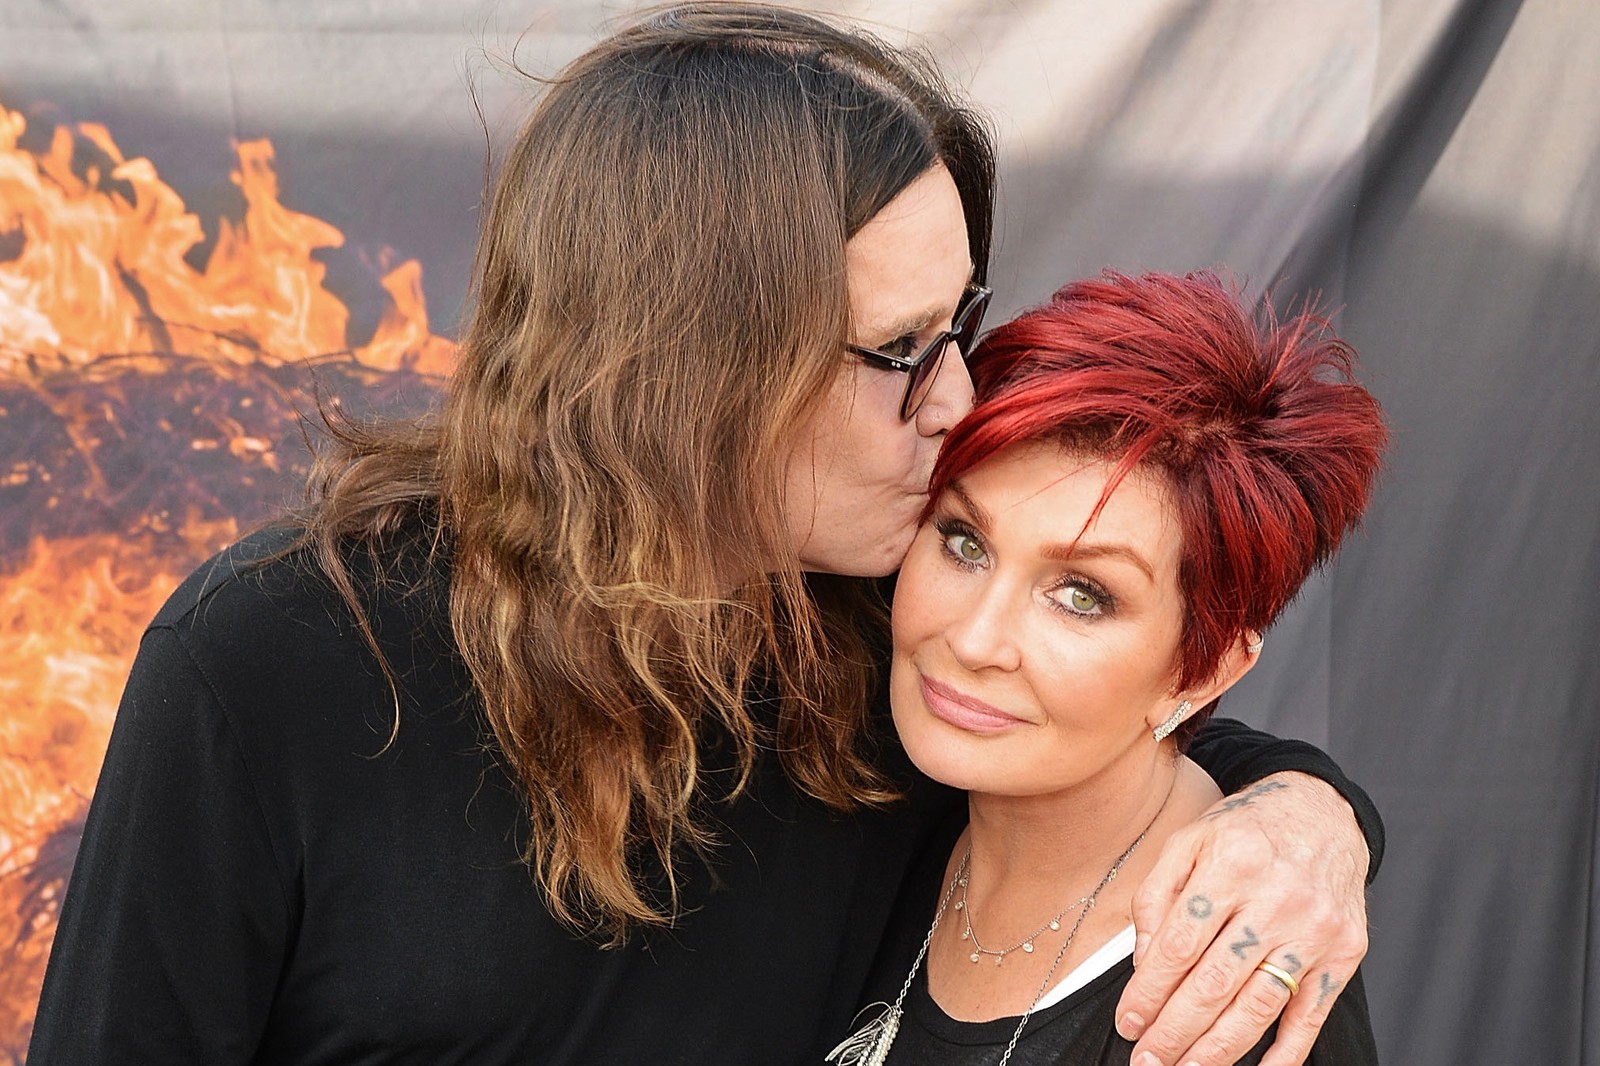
1065 586 1100 613
945 533 985 562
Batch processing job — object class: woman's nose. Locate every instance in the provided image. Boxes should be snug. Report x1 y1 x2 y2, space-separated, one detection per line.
944 575 1021 673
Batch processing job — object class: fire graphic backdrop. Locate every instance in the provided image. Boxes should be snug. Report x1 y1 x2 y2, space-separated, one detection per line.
0 100 452 1058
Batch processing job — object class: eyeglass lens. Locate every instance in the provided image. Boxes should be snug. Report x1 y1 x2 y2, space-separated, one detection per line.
902 289 989 418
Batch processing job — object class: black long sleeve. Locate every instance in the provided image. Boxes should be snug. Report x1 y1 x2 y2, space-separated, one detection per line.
1187 716 1384 883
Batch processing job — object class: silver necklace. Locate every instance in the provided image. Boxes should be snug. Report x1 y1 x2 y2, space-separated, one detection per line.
825 803 1164 1066
955 849 1090 964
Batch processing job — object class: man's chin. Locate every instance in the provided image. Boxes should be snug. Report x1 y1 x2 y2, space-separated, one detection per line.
799 539 912 578
869 528 918 577
796 509 919 577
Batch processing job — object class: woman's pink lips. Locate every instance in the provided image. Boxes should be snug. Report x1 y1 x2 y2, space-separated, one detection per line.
919 673 1026 734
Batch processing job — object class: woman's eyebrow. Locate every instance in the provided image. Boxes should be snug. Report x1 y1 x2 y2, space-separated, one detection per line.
947 480 990 529
1039 540 1157 583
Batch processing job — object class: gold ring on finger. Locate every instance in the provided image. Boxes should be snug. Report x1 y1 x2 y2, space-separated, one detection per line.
1256 961 1300 996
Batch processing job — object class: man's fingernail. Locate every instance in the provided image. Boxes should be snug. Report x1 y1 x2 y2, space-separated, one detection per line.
1133 934 1151 964
1131 1052 1162 1066
1118 1012 1146 1039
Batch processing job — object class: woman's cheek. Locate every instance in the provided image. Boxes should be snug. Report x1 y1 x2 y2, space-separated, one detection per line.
891 535 939 634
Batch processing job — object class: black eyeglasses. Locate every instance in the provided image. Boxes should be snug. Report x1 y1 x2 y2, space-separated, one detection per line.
848 283 992 420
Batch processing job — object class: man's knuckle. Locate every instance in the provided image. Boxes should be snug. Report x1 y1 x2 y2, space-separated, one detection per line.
1192 958 1238 1001
1238 982 1286 1027
1282 998 1331 1037
1298 1002 1332 1030
1192 1000 1288 1066
1215 831 1273 870
1151 924 1204 968
1300 914 1343 945
1119 974 1165 1013
1277 838 1318 872
1190 1028 1258 1066
1139 1025 1193 1062
1319 945 1365 976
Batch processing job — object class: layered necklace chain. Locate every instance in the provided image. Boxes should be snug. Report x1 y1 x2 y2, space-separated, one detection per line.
955 848 1092 965
826 785 1172 1066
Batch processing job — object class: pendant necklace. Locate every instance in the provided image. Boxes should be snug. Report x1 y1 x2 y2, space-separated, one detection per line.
955 857 1091 964
825 785 1171 1066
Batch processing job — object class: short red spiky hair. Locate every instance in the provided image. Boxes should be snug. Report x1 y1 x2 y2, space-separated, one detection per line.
931 271 1388 742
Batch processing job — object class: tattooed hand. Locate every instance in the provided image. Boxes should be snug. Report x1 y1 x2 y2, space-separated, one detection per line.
1113 772 1369 1066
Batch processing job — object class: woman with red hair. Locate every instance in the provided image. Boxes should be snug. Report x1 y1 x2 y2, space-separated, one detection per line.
834 271 1387 1064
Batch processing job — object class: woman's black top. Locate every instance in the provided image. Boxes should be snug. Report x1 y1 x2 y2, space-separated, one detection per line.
865 825 1379 1065
875 957 1377 1065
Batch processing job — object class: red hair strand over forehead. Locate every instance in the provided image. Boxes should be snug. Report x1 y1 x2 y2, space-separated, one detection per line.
932 271 1388 736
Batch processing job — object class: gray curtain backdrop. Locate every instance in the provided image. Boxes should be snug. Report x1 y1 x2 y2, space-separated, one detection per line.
2 1 1595 1063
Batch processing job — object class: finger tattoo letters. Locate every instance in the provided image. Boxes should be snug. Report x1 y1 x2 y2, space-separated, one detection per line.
1228 926 1260 959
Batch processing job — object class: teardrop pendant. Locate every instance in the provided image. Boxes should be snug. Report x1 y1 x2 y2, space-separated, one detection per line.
1022 941 1034 953
1049 919 1060 931
970 952 980 963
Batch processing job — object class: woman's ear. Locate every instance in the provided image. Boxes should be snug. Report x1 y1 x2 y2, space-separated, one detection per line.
1148 632 1265 739
1178 630 1263 712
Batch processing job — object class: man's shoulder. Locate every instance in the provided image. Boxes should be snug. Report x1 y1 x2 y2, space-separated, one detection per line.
146 521 455 684
149 524 315 631
128 520 471 767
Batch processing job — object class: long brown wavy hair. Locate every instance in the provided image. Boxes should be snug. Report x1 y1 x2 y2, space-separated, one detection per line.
300 3 995 940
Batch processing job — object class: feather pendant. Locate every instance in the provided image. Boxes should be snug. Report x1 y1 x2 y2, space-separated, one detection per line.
825 1003 902 1066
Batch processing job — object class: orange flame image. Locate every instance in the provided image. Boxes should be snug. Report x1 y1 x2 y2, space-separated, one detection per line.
0 99 451 1059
